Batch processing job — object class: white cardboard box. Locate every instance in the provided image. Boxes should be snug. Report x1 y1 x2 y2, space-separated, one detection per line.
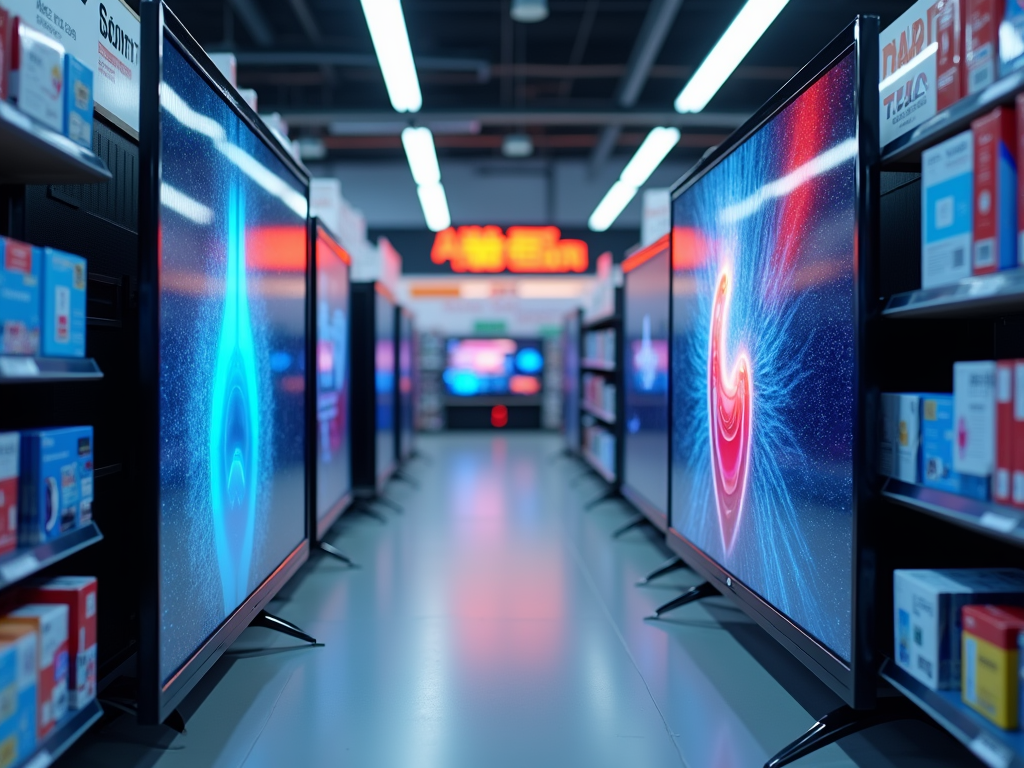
880 0 942 146
880 393 922 482
954 360 997 477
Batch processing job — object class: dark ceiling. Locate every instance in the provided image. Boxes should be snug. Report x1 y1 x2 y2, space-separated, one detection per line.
163 0 916 163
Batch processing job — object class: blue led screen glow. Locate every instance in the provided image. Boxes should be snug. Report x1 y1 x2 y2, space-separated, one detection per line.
671 53 856 661
375 293 396 482
443 338 544 397
316 233 351 522
563 315 580 449
623 247 670 517
158 38 308 684
398 312 414 460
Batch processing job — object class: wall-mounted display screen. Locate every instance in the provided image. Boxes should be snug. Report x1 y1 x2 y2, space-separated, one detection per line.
315 228 351 526
623 244 670 519
376 291 397 484
443 338 544 397
671 52 856 662
157 35 309 684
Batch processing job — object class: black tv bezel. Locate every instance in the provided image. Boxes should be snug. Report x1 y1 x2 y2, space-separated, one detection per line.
620 239 671 532
374 283 399 489
138 0 311 724
396 307 415 463
562 309 583 454
666 17 880 709
312 218 354 542
441 336 547 401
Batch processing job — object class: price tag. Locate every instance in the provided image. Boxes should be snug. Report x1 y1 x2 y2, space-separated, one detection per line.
966 277 1003 298
969 732 1012 768
0 554 39 584
23 750 51 768
0 357 39 378
980 512 1018 534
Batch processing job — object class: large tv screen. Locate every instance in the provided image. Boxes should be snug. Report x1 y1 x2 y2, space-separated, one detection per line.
671 51 857 663
398 309 415 461
443 338 544 397
152 26 308 696
315 225 351 531
623 240 670 523
563 312 580 451
375 290 397 484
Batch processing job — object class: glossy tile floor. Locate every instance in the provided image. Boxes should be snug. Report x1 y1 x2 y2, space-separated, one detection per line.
65 433 977 768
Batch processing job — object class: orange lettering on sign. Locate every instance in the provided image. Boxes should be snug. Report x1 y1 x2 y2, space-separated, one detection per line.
430 226 590 273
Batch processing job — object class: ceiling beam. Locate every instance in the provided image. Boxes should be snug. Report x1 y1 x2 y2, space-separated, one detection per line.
231 51 491 81
286 0 323 43
226 0 274 48
284 109 749 129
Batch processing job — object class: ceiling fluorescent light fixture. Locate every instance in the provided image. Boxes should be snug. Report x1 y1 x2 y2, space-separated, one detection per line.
674 0 790 114
402 127 441 185
511 0 549 23
359 0 423 112
417 182 452 232
589 127 680 232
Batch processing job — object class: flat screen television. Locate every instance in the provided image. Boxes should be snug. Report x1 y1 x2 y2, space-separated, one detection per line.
397 308 415 462
562 311 581 452
314 220 352 540
668 19 877 707
138 1 310 723
621 237 670 531
443 338 545 398
375 287 397 486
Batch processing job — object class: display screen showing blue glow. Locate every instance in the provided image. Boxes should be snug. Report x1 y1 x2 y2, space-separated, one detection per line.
398 311 415 460
316 231 351 522
563 314 580 450
158 38 308 684
443 338 544 397
376 292 396 484
623 247 670 517
671 54 856 661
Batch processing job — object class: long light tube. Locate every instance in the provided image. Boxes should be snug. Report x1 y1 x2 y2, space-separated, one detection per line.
588 127 679 232
674 0 789 114
359 0 423 113
417 182 451 232
401 127 441 185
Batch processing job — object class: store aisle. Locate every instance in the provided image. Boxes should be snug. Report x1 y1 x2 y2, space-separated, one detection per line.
66 433 969 768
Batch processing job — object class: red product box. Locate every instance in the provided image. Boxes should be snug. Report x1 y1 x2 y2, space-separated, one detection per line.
0 604 68 740
1018 93 1024 267
996 361 1014 502
0 7 8 102
937 0 965 109
0 434 16 557
1015 360 1024 507
972 107 1017 274
967 0 1005 94
22 577 96 710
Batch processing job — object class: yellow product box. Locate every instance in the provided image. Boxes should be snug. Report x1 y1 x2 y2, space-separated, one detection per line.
962 605 1024 728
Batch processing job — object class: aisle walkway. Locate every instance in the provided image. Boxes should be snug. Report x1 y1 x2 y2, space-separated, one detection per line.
68 433 970 768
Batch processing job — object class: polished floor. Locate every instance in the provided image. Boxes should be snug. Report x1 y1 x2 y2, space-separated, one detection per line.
66 433 975 768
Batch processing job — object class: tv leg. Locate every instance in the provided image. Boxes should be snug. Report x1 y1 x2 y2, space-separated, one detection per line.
612 513 649 538
764 697 933 768
353 502 387 524
646 581 717 619
318 541 357 567
251 610 317 645
99 698 186 733
584 488 621 510
373 495 404 513
637 556 688 586
391 469 420 489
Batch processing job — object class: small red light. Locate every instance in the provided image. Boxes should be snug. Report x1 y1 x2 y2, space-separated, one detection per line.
491 405 509 428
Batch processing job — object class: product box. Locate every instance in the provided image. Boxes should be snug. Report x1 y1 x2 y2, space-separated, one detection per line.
972 107 1018 274
937 0 965 109
894 568 1024 689
0 628 36 763
0 605 67 740
23 578 95 710
39 248 86 359
1016 360 1024 507
0 434 17 559
954 361 997 478
10 20 65 133
879 0 941 146
996 361 1015 502
18 427 93 544
922 130 974 288
0 639 18 767
63 55 92 149
962 604 1024 727
0 237 40 356
880 393 923 482
922 394 991 498
967 0 1005 93
1001 0 1024 75
0 7 10 103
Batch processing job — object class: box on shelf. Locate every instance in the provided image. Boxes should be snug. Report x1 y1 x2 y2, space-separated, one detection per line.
894 568 1024 690
0 7 9 102
922 394 990 498
0 605 67 741
967 0 1005 93
39 248 86 359
22 577 95 710
879 0 941 146
962 604 1024 728
954 360 996 479
63 55 92 149
972 107 1018 274
10 19 65 133
0 237 40 356
1018 93 1024 266
996 361 1014 503
0 627 36 763
1001 0 1024 75
922 130 973 289
0 434 17 559
18 427 93 544
880 393 922 483
937 0 965 109
1016 360 1024 507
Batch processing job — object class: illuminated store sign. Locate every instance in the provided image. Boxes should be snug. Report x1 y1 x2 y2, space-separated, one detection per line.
430 226 588 273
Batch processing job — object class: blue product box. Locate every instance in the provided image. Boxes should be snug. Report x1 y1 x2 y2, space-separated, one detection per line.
39 248 86 359
921 394 990 500
1002 1 1024 77
0 640 17 765
18 427 93 544
922 131 973 289
63 55 93 149
0 630 36 763
0 237 39 356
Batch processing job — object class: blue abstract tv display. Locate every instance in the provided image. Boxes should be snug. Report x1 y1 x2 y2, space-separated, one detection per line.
443 338 544 397
316 231 351 523
158 38 308 683
398 311 414 460
375 292 396 482
671 53 856 661
623 246 670 516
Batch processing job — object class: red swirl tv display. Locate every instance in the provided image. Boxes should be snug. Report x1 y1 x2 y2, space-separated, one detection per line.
669 19 878 706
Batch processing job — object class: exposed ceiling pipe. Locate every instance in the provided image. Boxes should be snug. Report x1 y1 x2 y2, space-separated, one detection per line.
226 0 274 47
230 51 491 82
286 0 323 43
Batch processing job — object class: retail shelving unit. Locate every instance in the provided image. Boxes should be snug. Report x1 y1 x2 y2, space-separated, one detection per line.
578 289 624 488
